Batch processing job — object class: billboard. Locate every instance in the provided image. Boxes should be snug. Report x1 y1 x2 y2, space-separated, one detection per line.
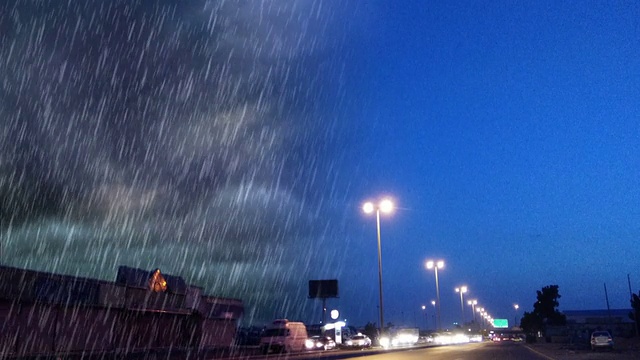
493 319 509 328
308 280 339 298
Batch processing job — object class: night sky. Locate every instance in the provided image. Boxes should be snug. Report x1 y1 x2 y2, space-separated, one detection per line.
1 0 639 329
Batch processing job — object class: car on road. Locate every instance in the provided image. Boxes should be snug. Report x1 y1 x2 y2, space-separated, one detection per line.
342 334 372 349
590 331 614 351
305 336 336 351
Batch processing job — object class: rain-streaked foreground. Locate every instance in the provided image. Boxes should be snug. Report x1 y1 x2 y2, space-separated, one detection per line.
3 0 640 358
0 0 358 356
1 1 357 351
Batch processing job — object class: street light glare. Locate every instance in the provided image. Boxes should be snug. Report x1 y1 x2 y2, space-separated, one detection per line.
362 202 374 214
426 260 445 269
361 195 396 333
379 199 394 213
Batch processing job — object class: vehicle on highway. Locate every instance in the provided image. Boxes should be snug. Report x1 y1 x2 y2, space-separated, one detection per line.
305 336 336 351
433 332 470 345
379 327 419 348
342 334 372 349
417 334 434 344
590 330 614 351
260 319 308 354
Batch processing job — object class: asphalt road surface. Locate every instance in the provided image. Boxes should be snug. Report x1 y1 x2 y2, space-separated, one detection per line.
259 342 554 360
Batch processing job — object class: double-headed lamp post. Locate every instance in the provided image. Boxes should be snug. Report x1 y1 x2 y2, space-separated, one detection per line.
455 286 468 326
426 260 444 330
431 300 437 329
363 198 394 333
421 305 428 330
477 307 486 328
467 299 478 323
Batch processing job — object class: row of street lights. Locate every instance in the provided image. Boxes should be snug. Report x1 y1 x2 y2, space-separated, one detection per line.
363 198 475 331
363 197 519 331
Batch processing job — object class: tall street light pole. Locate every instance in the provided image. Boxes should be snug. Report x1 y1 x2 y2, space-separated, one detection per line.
514 304 519 328
421 305 428 330
455 286 468 326
363 198 394 333
468 299 477 323
426 260 444 330
431 300 437 329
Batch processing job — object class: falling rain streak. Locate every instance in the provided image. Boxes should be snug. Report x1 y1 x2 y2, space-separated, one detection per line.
0 0 354 324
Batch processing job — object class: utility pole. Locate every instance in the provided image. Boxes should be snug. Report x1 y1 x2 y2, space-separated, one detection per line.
629 274 639 337
604 283 612 330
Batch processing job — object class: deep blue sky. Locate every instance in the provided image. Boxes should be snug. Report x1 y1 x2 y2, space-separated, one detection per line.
0 0 638 330
328 0 640 328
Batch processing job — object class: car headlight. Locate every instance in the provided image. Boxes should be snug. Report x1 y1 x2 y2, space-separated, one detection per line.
379 337 390 348
305 340 315 349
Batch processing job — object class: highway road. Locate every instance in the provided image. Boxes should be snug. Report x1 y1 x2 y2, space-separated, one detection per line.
325 342 553 360
223 342 554 360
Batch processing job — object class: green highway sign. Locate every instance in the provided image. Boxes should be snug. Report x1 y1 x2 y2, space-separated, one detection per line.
493 319 509 328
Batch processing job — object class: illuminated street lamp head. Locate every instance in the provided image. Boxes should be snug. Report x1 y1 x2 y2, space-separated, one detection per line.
362 202 375 214
455 286 468 294
468 299 477 305
431 300 436 306
362 199 394 214
379 198 394 213
514 304 519 310
426 260 445 269
422 305 426 310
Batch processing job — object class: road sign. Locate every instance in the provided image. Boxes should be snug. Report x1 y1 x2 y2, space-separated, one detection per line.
493 319 509 328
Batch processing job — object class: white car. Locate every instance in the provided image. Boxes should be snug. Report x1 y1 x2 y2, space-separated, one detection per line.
305 336 336 351
343 334 372 349
590 331 614 351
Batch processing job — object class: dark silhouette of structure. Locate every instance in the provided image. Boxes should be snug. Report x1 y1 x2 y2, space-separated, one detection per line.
0 264 243 356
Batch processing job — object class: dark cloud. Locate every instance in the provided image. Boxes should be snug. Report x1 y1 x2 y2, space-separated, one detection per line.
0 0 354 322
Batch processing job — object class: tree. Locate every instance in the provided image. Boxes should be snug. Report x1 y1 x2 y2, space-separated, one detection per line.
533 285 566 326
362 322 379 342
520 285 566 340
520 311 543 336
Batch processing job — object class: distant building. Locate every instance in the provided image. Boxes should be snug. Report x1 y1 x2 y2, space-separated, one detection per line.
0 264 243 357
565 309 633 325
546 309 636 341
